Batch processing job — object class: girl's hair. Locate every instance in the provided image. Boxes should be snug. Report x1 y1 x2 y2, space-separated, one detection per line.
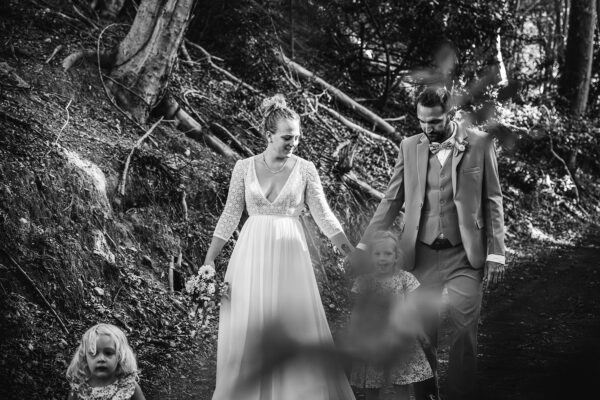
66 323 138 382
369 230 404 270
260 94 300 138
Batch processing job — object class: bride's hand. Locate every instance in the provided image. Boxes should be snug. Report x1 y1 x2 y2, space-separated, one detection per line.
330 232 354 257
203 258 215 267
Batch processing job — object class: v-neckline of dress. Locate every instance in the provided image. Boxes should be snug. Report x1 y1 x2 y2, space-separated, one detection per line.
252 155 299 205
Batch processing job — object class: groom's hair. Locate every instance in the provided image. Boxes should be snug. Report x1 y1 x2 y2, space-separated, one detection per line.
416 86 451 112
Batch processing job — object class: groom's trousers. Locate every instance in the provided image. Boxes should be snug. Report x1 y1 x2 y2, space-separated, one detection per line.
411 241 483 400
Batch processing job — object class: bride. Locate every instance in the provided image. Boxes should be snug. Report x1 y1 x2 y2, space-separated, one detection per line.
204 94 356 400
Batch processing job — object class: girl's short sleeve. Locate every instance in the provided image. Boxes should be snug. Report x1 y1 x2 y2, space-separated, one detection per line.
402 271 420 293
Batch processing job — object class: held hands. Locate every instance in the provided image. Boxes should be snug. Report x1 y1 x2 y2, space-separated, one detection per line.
484 261 507 290
346 247 369 277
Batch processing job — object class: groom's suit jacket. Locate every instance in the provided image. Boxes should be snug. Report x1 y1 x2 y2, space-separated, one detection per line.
360 122 505 270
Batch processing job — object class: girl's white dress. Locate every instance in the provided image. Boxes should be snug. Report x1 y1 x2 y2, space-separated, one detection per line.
211 156 355 400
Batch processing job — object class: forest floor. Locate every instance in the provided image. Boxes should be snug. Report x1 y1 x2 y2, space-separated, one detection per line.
476 223 600 400
1 1 600 400
140 223 600 400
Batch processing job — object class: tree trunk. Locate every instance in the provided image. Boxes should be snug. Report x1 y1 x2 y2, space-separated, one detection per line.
559 0 597 115
109 0 194 123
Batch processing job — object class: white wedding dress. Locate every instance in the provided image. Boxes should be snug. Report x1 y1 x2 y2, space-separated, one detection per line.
211 156 355 400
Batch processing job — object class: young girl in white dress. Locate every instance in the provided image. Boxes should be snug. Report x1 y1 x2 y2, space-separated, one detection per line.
349 231 433 400
204 94 356 400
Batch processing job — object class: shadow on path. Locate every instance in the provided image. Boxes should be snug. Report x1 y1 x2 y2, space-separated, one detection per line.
477 224 600 400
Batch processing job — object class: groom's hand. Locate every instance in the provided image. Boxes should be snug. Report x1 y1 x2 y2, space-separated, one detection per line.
484 261 506 290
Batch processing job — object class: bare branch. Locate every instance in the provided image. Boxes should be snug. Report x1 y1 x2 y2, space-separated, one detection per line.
1 249 70 334
275 50 397 137
118 117 164 197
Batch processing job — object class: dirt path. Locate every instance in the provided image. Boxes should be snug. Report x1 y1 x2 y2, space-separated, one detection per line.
144 225 600 400
477 224 600 400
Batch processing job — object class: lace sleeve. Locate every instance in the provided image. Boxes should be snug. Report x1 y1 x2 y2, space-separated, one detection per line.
304 161 343 238
213 160 247 241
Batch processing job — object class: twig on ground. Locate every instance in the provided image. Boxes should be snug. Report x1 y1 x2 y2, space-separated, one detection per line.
53 97 73 146
45 45 63 64
113 313 132 331
118 117 164 196
112 285 123 305
71 4 100 30
180 90 208 125
92 214 121 256
0 109 31 127
548 135 580 201
1 249 70 334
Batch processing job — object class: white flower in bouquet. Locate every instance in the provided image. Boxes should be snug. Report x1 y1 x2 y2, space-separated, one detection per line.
185 275 199 294
207 282 216 295
199 264 216 280
200 281 207 292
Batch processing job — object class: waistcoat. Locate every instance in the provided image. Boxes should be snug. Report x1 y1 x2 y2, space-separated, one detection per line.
418 152 462 245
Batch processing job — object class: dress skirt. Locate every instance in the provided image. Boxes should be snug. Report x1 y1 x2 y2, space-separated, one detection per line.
212 215 355 400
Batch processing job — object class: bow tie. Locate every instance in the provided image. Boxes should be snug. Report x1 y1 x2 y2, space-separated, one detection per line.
429 140 454 154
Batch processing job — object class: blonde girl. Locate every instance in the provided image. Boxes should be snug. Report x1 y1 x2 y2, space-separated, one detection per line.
66 323 145 400
350 231 434 400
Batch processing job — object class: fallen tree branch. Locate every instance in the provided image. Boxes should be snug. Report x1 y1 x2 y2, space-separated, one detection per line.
119 117 163 196
64 27 238 159
384 116 406 122
184 40 224 62
1 249 70 334
341 172 384 201
316 101 399 152
185 41 260 93
156 95 239 159
210 122 254 157
275 50 396 137
180 90 208 125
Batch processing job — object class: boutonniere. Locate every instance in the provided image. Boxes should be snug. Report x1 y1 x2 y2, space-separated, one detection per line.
455 138 469 153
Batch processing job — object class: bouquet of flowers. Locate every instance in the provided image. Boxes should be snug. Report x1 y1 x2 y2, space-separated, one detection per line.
184 264 229 330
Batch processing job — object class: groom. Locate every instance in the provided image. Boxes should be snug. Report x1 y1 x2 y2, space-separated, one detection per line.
354 87 506 400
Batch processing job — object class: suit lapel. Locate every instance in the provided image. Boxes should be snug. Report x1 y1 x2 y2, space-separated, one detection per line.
416 134 429 202
451 122 467 196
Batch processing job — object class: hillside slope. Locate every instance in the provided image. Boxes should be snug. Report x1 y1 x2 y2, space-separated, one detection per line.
1 1 599 399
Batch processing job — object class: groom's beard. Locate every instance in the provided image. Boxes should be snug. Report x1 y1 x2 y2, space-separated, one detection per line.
424 121 451 143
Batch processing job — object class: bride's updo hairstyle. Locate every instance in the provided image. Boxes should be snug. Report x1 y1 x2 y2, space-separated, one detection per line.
260 94 300 139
